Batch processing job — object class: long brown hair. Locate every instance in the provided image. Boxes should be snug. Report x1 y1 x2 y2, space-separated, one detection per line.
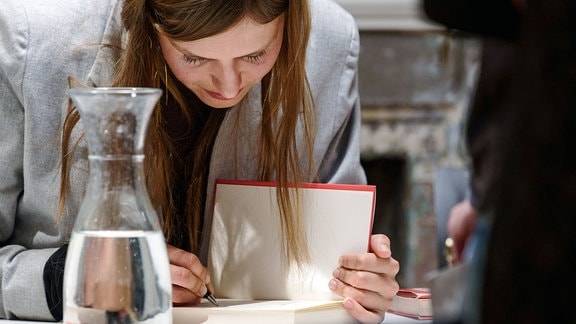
59 0 316 265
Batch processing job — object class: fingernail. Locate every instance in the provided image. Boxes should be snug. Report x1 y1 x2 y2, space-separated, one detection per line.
343 298 354 309
200 285 208 296
381 243 390 253
332 268 340 278
329 279 337 290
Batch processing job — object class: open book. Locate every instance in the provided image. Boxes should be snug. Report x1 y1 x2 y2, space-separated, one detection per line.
172 299 354 324
208 180 376 300
181 180 375 323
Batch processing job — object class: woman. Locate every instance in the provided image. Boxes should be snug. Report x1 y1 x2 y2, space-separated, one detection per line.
0 0 400 322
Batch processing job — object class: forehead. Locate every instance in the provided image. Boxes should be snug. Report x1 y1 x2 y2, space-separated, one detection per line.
167 15 284 58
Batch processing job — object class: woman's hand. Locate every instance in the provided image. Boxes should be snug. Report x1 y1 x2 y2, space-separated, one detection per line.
166 244 213 305
329 234 400 324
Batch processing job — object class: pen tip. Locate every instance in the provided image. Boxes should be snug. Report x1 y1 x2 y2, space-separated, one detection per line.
204 293 219 307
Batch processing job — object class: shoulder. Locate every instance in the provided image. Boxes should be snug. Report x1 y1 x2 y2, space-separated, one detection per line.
1 0 119 45
1 0 122 97
307 0 359 70
0 1 27 87
308 0 358 45
305 0 359 102
309 0 355 26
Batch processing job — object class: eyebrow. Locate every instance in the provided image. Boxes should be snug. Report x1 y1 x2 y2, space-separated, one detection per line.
168 36 277 60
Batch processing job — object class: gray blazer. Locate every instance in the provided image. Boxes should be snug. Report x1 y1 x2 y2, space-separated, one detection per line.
0 0 365 320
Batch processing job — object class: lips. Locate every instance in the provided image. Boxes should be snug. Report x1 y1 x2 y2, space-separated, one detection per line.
206 89 241 101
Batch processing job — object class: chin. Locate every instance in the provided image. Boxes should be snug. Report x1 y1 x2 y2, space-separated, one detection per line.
205 101 238 109
199 96 242 109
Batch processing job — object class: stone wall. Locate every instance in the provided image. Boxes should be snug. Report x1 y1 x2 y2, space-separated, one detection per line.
358 30 481 286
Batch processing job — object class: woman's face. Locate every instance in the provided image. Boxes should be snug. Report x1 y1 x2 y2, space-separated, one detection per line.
158 15 284 108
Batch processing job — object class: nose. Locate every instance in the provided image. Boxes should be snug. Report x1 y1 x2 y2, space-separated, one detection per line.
211 63 242 99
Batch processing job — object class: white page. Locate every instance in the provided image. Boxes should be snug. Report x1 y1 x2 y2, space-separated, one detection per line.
208 181 375 300
172 299 354 324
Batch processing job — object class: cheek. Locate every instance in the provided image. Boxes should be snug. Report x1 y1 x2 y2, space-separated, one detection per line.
165 59 203 86
251 63 275 80
239 60 277 85
159 45 199 84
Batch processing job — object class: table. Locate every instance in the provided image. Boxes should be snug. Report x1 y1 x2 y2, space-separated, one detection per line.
0 312 430 324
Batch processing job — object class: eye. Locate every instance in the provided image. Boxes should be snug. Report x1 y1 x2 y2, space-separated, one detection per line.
244 50 267 64
182 54 206 65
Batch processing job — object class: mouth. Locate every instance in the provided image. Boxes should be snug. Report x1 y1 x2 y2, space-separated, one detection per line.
205 89 241 101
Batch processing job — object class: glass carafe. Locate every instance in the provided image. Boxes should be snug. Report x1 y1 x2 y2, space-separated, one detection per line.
63 88 172 324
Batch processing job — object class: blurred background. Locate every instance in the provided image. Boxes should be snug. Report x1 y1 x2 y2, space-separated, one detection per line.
335 0 481 287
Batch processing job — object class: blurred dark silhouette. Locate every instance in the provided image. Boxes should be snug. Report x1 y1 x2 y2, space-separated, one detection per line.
424 0 576 322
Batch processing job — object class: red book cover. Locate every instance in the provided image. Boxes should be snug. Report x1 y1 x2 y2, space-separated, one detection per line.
388 288 433 320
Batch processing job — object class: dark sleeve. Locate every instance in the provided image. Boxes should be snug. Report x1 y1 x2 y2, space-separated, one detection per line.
43 244 68 321
422 0 522 40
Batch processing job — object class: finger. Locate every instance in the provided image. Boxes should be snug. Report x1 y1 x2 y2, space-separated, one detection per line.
329 277 389 321
342 297 385 324
170 264 209 297
172 285 202 305
333 267 398 299
331 269 399 313
369 234 392 259
166 244 211 284
166 244 211 300
329 277 387 314
339 253 400 277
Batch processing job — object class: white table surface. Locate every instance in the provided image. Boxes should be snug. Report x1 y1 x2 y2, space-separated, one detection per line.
0 312 430 324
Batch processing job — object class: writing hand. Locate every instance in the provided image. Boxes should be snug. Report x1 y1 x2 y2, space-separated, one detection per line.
329 234 400 324
166 244 213 305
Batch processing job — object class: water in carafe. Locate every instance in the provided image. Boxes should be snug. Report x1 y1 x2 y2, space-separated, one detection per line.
64 88 172 324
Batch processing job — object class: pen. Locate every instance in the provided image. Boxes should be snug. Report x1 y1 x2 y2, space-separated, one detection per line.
204 291 219 307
